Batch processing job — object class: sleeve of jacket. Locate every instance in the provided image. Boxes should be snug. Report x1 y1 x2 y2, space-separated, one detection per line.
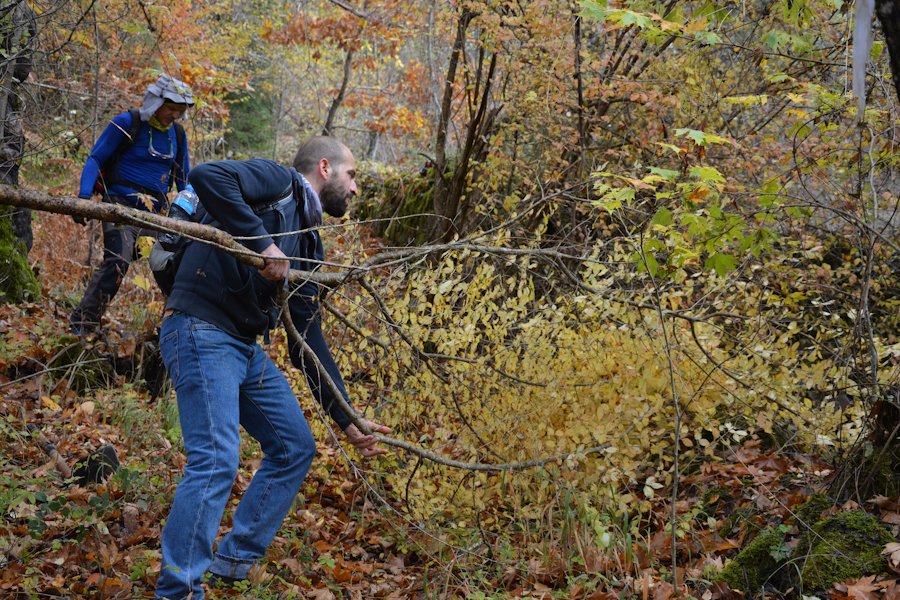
77 112 132 198
187 160 285 253
287 294 353 430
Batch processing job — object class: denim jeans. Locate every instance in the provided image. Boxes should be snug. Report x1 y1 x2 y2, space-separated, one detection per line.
155 312 316 600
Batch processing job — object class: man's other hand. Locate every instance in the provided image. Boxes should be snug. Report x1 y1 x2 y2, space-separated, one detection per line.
343 419 392 458
259 243 290 281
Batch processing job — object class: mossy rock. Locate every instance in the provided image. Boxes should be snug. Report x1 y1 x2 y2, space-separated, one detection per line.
46 336 116 393
355 168 436 246
714 526 789 593
794 493 830 532
0 207 40 303
794 511 893 592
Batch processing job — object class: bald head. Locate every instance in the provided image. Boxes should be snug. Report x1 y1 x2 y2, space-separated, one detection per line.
292 136 352 176
293 136 358 217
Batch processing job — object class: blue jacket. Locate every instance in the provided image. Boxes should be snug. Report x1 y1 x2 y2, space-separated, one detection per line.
78 111 190 212
166 159 351 429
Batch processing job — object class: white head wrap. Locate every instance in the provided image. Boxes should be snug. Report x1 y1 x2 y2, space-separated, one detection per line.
139 74 195 121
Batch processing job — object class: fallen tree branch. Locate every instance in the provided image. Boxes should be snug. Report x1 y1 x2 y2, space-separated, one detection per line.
0 184 346 287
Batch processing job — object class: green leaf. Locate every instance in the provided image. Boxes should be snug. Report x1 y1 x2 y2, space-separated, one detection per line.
675 128 707 146
654 142 685 155
643 238 665 253
871 40 884 61
688 166 726 184
578 0 608 21
650 207 674 226
693 30 722 45
705 253 737 276
596 198 622 212
617 10 654 29
675 128 731 147
761 29 789 51
649 167 680 181
633 250 659 276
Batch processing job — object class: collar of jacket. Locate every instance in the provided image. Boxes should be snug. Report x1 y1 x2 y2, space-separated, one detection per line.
292 169 322 230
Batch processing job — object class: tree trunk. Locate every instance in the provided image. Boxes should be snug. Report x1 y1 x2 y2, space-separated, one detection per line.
0 1 36 252
430 8 500 243
322 49 354 136
430 8 474 242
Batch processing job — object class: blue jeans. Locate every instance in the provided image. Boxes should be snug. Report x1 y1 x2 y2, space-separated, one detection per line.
155 312 316 600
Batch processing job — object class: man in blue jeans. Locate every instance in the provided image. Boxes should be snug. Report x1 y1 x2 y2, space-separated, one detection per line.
155 137 390 599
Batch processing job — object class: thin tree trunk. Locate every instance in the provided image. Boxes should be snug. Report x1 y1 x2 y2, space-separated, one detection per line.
430 9 474 241
322 49 354 136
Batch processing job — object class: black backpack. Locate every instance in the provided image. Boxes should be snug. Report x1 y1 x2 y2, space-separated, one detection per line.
94 108 187 203
149 189 297 296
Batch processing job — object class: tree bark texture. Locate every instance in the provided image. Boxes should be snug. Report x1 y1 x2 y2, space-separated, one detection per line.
0 1 36 251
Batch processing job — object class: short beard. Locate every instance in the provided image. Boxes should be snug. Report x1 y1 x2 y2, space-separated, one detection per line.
319 179 348 218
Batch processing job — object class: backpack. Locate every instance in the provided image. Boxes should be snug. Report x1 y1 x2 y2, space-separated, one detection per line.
94 108 187 202
149 189 297 296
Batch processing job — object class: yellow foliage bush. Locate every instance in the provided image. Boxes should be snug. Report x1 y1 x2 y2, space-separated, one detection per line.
295 235 878 546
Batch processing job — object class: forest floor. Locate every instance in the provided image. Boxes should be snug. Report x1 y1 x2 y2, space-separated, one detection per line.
0 168 898 598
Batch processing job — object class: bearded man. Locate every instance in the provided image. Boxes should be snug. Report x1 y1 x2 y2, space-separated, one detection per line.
154 136 390 599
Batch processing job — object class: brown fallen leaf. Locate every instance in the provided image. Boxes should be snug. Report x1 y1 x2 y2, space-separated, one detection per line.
834 575 880 600
307 588 336 600
881 512 900 526
884 542 900 571
882 580 900 600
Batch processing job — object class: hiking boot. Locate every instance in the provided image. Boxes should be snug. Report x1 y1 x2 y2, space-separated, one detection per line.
69 317 100 337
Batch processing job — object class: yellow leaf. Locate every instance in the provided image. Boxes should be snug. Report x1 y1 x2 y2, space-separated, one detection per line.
132 274 152 291
41 395 61 411
136 236 156 258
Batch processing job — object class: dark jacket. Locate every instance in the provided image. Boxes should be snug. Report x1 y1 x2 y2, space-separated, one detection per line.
166 158 351 429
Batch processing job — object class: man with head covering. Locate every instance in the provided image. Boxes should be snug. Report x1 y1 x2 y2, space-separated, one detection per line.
69 73 193 335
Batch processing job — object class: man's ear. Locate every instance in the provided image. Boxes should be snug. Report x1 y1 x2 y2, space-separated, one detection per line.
318 158 330 180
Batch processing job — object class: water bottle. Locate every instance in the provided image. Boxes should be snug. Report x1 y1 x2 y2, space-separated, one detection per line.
159 185 198 250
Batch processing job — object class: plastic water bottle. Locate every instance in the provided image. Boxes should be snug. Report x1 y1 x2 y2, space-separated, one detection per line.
159 185 198 250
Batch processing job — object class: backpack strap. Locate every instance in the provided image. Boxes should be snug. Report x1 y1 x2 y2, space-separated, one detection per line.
95 109 141 194
251 188 295 216
170 121 187 192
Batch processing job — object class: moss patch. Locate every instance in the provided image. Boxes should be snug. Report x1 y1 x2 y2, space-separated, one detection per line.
714 527 788 593
795 511 893 592
0 207 40 303
794 493 830 532
356 169 435 246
